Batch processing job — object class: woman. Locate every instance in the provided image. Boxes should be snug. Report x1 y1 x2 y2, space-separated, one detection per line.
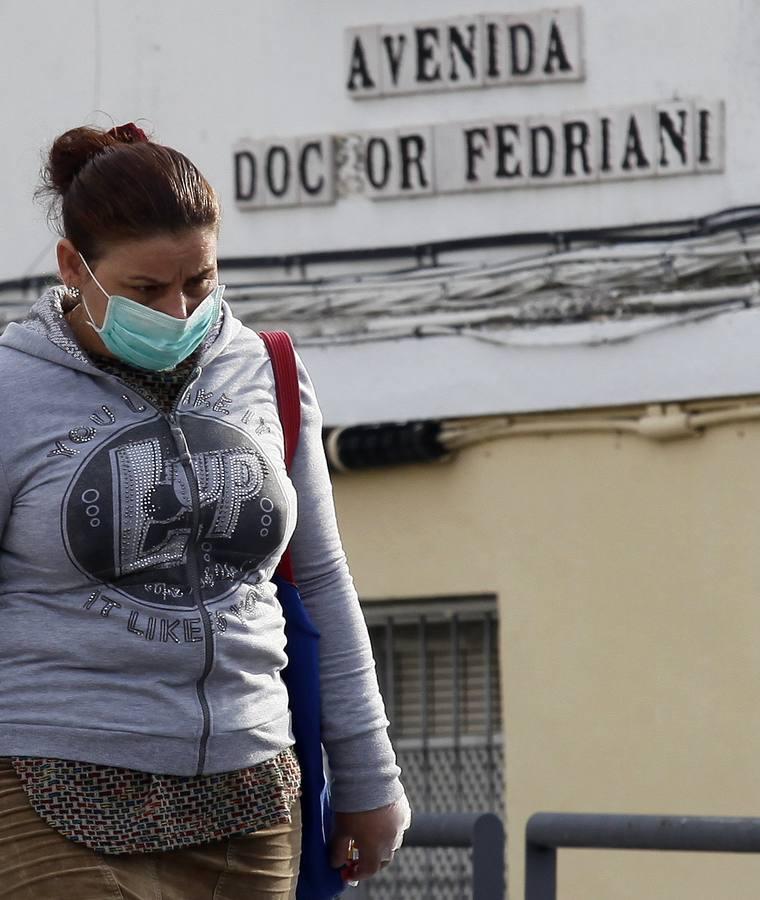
0 123 410 899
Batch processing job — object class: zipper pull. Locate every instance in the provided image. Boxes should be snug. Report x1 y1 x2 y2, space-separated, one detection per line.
169 420 192 463
171 365 204 416
168 365 204 462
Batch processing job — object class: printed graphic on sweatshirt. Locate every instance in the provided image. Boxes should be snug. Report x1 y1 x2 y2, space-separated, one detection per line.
63 414 289 608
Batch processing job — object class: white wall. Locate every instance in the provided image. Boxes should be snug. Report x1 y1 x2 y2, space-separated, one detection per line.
299 306 760 425
2 0 758 283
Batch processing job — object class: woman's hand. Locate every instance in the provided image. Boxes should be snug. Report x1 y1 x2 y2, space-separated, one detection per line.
329 793 412 881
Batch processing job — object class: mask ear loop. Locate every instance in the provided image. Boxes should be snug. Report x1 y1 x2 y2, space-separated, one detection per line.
76 253 111 333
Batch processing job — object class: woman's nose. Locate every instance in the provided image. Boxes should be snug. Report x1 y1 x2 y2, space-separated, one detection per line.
154 292 190 319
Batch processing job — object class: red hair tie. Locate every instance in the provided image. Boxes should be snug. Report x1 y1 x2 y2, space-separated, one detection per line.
107 122 148 143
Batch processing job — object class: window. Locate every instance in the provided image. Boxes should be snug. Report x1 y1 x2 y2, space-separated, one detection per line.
354 596 504 900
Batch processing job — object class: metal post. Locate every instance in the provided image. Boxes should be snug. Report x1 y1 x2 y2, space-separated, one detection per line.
472 812 507 900
404 812 506 899
524 840 557 900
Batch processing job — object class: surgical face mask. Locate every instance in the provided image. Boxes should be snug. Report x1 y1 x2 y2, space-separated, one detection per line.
77 253 224 372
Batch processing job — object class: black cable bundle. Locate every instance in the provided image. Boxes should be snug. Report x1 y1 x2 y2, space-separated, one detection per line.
323 420 447 471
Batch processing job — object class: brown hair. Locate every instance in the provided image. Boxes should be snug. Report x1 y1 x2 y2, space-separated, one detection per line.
37 124 220 261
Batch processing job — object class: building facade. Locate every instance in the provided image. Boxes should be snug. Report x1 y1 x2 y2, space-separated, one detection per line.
3 1 760 897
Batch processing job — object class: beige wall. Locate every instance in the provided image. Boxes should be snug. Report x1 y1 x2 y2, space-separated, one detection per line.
331 400 760 899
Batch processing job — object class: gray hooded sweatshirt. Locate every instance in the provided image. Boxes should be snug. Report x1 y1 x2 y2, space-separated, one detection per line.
0 287 403 813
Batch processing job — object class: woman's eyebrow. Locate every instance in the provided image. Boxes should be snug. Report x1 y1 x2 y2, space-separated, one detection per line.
125 266 215 284
125 274 167 284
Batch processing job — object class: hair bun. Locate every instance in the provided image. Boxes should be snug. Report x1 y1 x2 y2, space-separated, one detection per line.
43 126 118 196
42 123 150 197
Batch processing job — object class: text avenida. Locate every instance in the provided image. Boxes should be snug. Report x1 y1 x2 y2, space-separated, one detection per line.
345 8 584 99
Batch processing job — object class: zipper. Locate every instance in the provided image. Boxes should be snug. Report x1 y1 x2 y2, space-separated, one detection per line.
168 417 214 774
102 365 215 775
166 367 216 775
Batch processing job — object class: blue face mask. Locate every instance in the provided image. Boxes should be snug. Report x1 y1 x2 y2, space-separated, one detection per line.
78 253 224 372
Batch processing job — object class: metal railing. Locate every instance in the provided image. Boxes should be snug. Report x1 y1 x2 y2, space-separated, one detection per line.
352 811 506 899
409 813 506 899
525 811 760 900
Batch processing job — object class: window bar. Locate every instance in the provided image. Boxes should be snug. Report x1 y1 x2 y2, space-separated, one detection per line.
420 615 430 805
384 616 395 741
484 612 495 811
451 614 465 896
419 615 432 900
451 613 461 805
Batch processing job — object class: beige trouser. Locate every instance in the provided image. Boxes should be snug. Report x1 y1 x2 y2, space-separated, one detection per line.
0 758 301 900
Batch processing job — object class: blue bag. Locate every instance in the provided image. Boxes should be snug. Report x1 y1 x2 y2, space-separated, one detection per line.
261 330 347 900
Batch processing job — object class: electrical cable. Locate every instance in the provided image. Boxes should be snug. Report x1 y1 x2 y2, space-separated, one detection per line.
324 399 760 471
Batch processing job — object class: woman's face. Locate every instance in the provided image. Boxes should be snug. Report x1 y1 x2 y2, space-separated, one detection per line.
58 227 219 358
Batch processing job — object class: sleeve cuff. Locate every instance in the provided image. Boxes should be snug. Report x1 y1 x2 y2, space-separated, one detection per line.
325 727 406 812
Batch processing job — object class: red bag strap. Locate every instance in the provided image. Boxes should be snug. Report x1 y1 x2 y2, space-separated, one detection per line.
260 331 300 584
260 331 301 469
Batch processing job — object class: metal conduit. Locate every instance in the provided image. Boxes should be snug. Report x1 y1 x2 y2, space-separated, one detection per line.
525 812 760 900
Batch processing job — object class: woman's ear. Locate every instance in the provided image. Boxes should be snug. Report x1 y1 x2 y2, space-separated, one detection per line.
56 239 85 291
